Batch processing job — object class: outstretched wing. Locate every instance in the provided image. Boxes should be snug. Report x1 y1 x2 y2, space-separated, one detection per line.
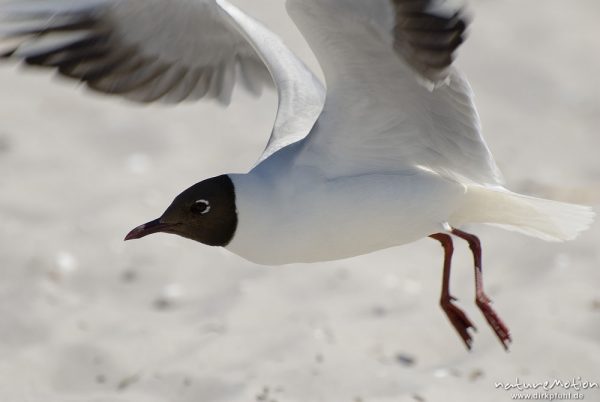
287 0 503 185
0 0 325 161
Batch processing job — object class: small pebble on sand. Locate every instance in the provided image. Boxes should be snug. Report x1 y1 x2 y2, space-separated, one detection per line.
395 353 416 367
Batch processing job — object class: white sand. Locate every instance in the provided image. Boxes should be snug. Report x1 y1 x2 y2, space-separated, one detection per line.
1 1 599 401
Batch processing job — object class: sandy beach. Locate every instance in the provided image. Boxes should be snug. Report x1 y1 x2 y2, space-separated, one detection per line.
1 1 599 401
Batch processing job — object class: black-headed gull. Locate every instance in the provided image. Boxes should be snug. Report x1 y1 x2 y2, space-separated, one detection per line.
1 0 594 350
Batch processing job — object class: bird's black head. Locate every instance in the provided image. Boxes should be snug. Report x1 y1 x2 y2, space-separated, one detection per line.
125 175 237 246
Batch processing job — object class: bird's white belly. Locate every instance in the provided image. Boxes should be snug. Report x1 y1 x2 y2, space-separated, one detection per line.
227 168 466 265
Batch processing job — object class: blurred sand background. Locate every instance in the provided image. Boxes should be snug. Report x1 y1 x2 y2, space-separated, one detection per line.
0 1 599 401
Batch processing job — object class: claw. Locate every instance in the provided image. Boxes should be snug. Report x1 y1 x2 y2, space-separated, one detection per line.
477 297 512 350
441 296 477 350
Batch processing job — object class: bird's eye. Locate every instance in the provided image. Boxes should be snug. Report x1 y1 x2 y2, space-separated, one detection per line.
190 199 211 215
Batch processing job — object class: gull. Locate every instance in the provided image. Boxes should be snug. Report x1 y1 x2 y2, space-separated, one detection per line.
0 0 594 350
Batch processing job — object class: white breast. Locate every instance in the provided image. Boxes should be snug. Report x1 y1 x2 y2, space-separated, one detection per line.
226 159 466 265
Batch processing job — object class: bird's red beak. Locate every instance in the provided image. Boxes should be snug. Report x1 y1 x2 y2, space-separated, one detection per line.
124 218 179 241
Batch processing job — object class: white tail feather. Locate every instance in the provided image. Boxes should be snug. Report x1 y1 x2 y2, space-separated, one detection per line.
451 186 595 242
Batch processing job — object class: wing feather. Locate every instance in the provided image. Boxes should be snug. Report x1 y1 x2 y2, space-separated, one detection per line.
0 0 269 104
0 0 325 162
287 0 503 185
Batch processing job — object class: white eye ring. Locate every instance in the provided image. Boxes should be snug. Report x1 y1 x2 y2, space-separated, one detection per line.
193 199 211 214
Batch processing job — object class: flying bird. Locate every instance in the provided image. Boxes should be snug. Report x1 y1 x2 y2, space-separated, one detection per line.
0 0 594 350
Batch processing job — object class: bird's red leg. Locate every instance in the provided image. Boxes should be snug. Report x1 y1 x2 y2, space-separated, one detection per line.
451 228 512 350
429 233 477 350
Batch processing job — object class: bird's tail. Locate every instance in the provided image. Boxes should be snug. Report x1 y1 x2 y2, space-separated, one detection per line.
451 186 595 241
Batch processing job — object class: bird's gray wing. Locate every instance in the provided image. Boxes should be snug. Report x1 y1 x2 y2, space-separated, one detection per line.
0 0 325 161
287 0 503 185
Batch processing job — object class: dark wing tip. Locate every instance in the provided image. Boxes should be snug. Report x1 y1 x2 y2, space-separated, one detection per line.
392 0 470 81
1 0 274 104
